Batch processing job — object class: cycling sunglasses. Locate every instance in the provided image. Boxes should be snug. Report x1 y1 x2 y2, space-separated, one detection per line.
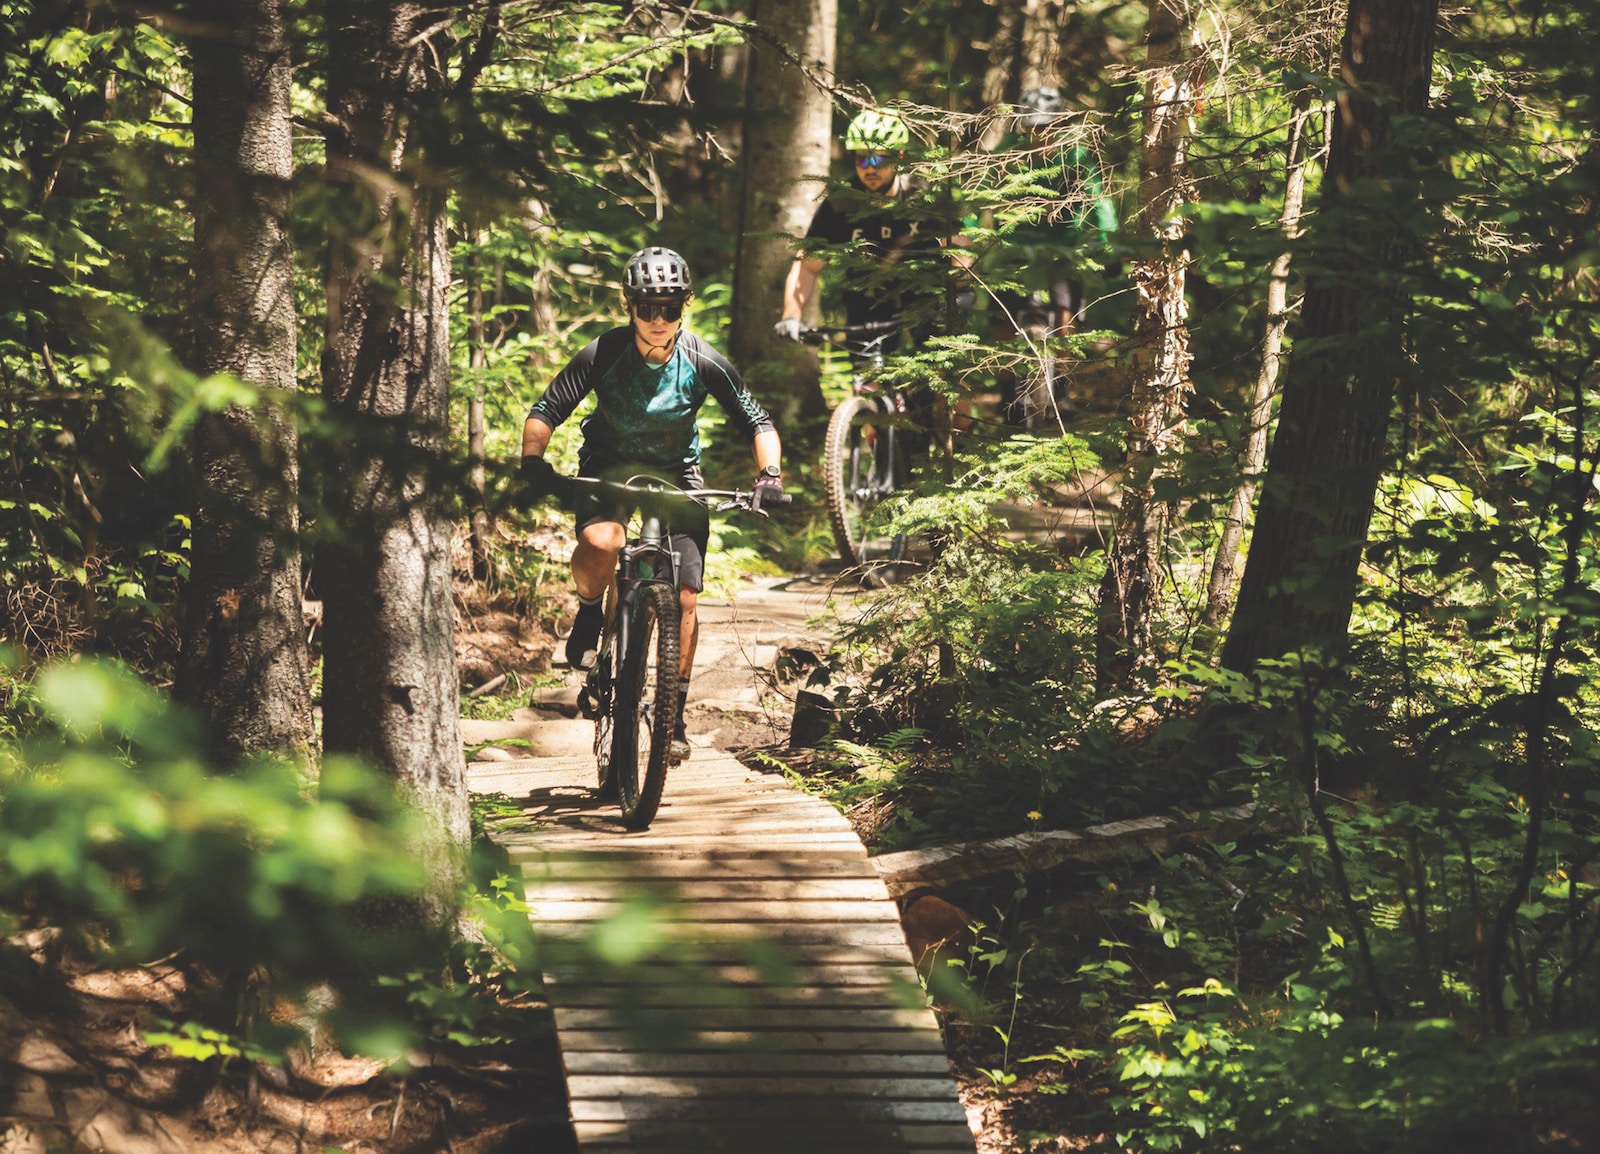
854 153 891 169
632 298 685 322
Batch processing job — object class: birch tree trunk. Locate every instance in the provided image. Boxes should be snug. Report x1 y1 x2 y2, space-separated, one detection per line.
466 238 491 583
1201 94 1316 631
1220 0 1439 673
178 0 312 765
1093 0 1199 693
320 0 469 928
729 0 836 435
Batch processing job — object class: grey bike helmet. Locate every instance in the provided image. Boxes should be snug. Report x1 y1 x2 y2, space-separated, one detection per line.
1018 86 1064 128
623 246 692 298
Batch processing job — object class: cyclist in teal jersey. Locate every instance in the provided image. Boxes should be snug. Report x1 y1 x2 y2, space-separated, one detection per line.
520 247 784 758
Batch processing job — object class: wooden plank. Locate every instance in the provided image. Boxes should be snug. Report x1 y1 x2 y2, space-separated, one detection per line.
520 854 878 879
525 878 891 902
547 984 924 1011
569 1096 968 1122
562 1050 952 1075
555 1006 938 1031
566 1073 960 1100
572 1120 974 1151
531 834 867 853
545 961 913 987
539 939 914 967
528 899 899 923
558 1028 948 1054
533 920 911 947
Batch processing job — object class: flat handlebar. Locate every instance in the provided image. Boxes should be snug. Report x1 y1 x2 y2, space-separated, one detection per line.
799 321 901 348
525 471 791 515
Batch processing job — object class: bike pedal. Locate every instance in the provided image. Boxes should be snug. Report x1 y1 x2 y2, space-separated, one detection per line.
577 685 600 720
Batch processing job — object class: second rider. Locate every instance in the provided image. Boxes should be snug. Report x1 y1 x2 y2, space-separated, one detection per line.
520 247 784 761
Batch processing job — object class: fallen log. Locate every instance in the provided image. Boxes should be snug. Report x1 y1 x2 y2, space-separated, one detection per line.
870 802 1285 898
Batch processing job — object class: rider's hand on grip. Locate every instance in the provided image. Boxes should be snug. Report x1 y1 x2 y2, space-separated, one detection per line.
750 471 789 515
772 317 803 343
518 455 558 501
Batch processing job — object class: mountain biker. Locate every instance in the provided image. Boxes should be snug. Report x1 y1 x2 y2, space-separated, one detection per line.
520 246 784 760
773 108 961 340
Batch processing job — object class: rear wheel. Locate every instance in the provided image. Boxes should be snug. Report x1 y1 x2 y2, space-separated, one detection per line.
824 394 908 576
610 582 680 830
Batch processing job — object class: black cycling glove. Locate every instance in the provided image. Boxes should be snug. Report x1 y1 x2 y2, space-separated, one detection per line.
751 470 788 514
519 455 558 498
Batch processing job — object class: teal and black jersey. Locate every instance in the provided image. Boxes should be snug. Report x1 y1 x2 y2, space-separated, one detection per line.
527 328 774 470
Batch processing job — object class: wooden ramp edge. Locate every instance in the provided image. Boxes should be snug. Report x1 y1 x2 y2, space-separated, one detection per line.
478 751 977 1153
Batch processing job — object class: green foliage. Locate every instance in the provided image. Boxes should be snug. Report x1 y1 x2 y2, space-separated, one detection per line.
0 658 555 1067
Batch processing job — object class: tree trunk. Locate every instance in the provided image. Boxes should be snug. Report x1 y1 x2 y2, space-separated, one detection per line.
321 0 469 929
466 237 491 583
1093 0 1198 693
1220 0 1438 673
729 0 835 437
1019 0 1066 91
977 0 1024 152
1202 93 1316 632
178 0 313 765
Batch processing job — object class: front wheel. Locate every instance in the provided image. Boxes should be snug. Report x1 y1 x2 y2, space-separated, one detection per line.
610 582 680 830
824 394 908 575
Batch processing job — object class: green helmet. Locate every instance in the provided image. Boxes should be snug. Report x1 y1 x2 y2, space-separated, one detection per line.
845 109 910 152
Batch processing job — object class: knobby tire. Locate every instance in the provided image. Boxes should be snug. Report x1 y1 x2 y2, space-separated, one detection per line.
611 581 680 830
824 394 907 576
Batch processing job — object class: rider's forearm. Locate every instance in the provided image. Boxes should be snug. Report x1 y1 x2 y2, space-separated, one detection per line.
781 259 822 320
753 429 782 474
522 415 553 458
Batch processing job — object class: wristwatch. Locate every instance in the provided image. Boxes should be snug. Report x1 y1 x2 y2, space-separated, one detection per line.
757 465 782 479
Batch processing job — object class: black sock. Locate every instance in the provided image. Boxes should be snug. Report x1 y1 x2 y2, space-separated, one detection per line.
576 593 603 617
676 679 690 726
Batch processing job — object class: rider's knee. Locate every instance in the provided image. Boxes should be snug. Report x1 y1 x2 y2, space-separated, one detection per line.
576 521 626 554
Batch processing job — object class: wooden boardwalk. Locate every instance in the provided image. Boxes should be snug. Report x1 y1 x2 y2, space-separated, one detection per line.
474 745 975 1152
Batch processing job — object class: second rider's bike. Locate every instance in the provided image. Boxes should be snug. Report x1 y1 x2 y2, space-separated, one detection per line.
804 321 913 581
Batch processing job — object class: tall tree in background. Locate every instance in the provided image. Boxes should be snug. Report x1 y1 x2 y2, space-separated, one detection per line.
176 0 312 763
729 0 836 432
320 0 469 925
1094 0 1199 692
1221 0 1439 673
1201 92 1318 632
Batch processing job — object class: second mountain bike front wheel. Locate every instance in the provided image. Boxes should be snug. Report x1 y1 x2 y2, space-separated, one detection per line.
610 581 681 830
824 394 908 574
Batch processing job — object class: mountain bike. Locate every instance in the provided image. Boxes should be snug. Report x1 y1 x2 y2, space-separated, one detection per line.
546 474 777 830
804 321 915 580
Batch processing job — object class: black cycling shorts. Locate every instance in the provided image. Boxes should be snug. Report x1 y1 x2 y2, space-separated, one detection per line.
576 457 709 593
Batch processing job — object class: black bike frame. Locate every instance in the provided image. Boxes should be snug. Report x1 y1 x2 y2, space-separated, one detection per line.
608 512 678 687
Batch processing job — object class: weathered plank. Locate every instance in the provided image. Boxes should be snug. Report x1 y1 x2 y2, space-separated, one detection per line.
571 1119 975 1151
528 898 900 923
568 1096 968 1122
534 920 913 947
554 1005 939 1032
565 1074 961 1100
557 1028 948 1054
525 878 891 902
547 983 923 1010
562 1050 953 1075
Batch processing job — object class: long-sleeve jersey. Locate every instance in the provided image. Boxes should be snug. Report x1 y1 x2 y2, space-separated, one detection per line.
527 327 774 470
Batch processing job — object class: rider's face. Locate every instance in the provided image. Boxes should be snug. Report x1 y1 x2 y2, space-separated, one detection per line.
629 296 686 359
631 296 684 335
854 152 897 191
